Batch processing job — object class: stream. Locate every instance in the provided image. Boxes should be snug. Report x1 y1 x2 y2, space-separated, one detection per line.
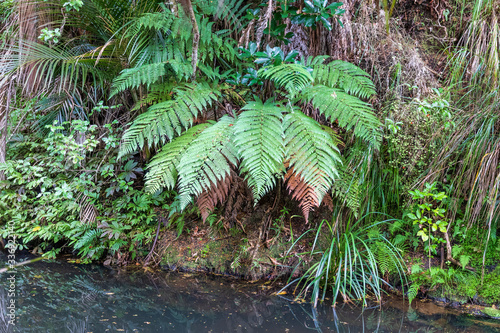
0 253 499 332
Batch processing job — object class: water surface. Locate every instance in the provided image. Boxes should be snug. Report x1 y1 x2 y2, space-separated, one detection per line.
1 254 499 332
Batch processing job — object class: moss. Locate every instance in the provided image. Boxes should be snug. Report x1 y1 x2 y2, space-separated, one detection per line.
481 307 500 319
479 272 500 304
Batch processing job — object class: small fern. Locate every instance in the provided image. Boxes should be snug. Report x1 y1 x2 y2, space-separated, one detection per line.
283 109 342 222
118 82 219 158
73 229 103 250
145 123 211 193
233 99 285 203
312 60 377 99
301 85 382 147
408 282 420 304
177 116 238 210
258 63 314 97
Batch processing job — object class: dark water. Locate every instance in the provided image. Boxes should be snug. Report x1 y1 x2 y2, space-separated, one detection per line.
0 254 499 332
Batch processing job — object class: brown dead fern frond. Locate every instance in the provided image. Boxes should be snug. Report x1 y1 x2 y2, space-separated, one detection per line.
197 170 235 223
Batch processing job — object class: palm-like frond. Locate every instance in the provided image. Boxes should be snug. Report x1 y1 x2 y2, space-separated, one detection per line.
233 99 285 203
177 116 238 210
283 110 341 222
258 63 313 97
118 82 219 158
145 124 211 194
2 40 107 94
301 85 382 147
312 60 377 99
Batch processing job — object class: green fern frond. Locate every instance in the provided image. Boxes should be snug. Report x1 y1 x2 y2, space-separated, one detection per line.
234 99 285 203
119 83 219 158
300 55 329 66
331 164 361 216
408 282 420 304
127 11 179 33
73 229 102 250
130 81 177 111
258 63 313 97
177 116 238 210
110 63 168 97
145 124 211 194
301 85 382 147
312 60 377 99
283 110 342 221
214 0 251 32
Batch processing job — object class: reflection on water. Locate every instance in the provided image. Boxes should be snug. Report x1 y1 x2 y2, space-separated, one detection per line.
0 254 499 333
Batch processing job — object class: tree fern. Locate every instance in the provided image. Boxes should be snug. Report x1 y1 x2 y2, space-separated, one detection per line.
283 110 342 222
145 123 211 193
177 116 238 210
300 85 382 147
258 63 313 97
312 60 377 99
233 99 285 203
118 82 219 158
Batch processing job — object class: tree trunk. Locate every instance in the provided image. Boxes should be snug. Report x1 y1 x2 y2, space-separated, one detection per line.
179 0 200 78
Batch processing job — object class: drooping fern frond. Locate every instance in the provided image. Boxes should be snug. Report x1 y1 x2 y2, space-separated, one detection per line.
197 170 235 222
219 0 250 30
118 82 219 158
197 18 239 65
283 110 342 222
110 62 168 97
331 164 361 217
233 99 285 203
301 85 382 147
312 60 377 99
177 116 238 210
126 11 181 34
130 81 177 111
145 123 211 194
258 63 313 97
